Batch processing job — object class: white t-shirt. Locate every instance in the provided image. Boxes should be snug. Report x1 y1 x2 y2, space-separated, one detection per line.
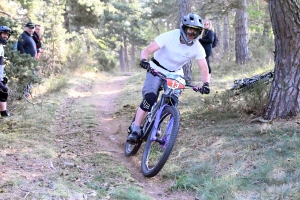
0 44 4 80
150 29 206 75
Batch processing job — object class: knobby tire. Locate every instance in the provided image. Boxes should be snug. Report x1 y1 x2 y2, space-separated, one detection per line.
125 117 142 156
141 106 180 177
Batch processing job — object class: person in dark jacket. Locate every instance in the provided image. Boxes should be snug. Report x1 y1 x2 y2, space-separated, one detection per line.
17 22 37 58
17 22 37 98
32 24 43 60
199 19 214 77
0 25 12 117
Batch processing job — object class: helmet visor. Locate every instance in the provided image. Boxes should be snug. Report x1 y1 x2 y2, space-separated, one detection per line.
185 27 201 38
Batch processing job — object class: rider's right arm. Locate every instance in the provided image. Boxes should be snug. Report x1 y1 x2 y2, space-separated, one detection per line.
197 58 210 84
140 41 160 61
0 46 4 80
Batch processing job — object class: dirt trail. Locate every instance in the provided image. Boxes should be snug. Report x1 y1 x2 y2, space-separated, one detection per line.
0 75 195 199
88 76 195 200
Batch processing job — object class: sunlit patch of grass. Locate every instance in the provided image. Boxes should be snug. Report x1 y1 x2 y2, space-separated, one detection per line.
154 98 300 198
47 75 69 93
117 72 144 107
111 186 152 200
114 48 300 198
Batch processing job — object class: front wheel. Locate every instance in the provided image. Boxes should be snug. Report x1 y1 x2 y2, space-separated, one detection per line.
141 106 180 177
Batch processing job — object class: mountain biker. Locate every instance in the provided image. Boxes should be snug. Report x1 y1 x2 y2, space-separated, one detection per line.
0 25 13 117
127 13 210 144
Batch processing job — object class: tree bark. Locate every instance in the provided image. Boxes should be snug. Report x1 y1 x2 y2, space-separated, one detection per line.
130 43 135 72
178 0 192 84
119 45 126 72
177 0 191 28
223 13 230 51
211 17 221 61
123 36 128 71
235 0 250 65
264 0 300 120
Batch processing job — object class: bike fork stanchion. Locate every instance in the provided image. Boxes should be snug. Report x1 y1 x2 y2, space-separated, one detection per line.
162 117 173 149
150 104 169 141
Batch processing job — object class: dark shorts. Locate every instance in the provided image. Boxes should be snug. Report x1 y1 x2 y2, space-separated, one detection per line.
141 72 163 98
0 82 8 102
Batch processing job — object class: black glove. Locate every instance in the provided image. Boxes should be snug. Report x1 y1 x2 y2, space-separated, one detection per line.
0 81 8 93
2 77 8 84
199 82 210 94
140 59 150 70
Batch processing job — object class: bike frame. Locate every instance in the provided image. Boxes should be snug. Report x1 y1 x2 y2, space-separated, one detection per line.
140 72 189 144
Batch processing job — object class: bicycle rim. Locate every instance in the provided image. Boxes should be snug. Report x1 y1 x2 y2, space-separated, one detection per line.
141 106 180 177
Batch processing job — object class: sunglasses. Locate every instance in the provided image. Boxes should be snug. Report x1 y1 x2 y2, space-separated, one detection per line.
186 32 197 37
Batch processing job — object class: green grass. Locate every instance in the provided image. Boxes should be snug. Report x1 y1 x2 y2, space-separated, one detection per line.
116 54 300 199
3 51 300 199
0 72 151 199
111 186 153 200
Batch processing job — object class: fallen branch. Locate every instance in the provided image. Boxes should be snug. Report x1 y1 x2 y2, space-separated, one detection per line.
250 117 272 123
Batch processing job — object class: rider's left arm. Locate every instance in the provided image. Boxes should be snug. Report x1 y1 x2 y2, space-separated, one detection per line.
197 58 210 84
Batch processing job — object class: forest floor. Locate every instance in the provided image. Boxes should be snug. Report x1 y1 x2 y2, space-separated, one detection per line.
0 73 195 199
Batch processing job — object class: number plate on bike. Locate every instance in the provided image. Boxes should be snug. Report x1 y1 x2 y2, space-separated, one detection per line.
165 74 186 89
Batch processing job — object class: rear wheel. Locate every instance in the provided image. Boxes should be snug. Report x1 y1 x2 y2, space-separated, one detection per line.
125 116 149 156
125 118 143 156
141 106 180 177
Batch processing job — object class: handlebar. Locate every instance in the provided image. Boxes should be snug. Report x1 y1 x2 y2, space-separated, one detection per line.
147 67 203 93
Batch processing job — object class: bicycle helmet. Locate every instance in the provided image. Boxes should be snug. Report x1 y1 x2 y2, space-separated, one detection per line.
0 26 12 45
180 13 204 46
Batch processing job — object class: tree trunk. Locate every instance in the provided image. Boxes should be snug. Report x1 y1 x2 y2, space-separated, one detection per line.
178 0 192 84
235 0 250 65
262 5 271 37
211 18 221 61
119 45 126 72
263 0 300 120
177 0 191 28
130 43 135 72
223 13 230 52
182 60 192 84
123 36 128 71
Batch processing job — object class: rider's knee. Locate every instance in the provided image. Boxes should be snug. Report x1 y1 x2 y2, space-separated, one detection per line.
139 92 157 112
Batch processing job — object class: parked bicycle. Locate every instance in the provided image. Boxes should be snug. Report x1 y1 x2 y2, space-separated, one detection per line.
229 71 274 93
125 68 203 177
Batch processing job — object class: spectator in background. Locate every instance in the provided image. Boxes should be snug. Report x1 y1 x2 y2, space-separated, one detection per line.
199 19 214 78
32 24 43 60
0 26 13 117
17 22 37 98
17 22 37 58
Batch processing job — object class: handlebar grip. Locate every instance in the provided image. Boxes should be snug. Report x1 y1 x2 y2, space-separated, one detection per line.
147 68 159 76
192 86 200 92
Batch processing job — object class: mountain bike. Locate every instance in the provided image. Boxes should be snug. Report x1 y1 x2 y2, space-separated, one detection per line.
229 71 274 94
125 68 202 177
